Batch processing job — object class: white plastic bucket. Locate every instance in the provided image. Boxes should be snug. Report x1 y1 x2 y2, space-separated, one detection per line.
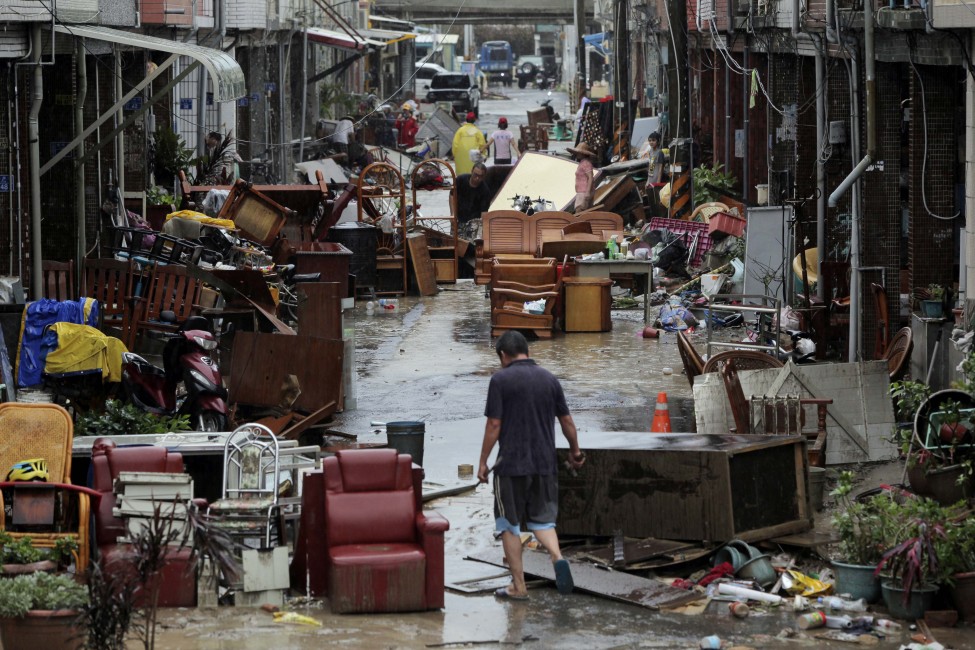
701 273 728 298
755 184 769 206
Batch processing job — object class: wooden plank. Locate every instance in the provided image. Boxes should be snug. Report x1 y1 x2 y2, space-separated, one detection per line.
468 550 703 610
295 282 342 339
579 538 698 566
406 233 438 296
228 332 343 412
279 401 337 440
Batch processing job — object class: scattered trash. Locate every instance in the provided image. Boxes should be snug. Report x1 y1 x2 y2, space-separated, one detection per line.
699 634 723 649
260 603 280 613
781 570 832 597
716 582 784 604
818 595 867 612
797 611 827 630
642 326 660 338
729 601 750 618
272 611 322 626
457 464 474 479
662 366 673 374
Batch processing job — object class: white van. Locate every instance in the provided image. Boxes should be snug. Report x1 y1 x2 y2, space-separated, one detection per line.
414 62 449 100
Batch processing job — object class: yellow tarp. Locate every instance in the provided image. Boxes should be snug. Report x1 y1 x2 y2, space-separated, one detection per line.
44 323 128 383
165 210 236 230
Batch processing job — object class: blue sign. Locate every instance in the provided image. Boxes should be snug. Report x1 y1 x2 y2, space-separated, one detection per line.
0 175 9 193
124 96 143 111
265 82 276 93
250 93 261 103
237 97 250 107
50 142 73 159
179 98 193 110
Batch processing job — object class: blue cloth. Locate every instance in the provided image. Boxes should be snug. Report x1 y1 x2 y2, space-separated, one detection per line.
18 298 99 387
658 303 695 332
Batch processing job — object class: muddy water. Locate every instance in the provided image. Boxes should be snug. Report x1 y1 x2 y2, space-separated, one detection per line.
154 281 927 648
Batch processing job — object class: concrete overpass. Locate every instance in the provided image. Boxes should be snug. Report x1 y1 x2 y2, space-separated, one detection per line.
371 0 594 23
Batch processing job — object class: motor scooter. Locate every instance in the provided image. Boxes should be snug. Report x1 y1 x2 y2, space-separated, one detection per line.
121 313 228 432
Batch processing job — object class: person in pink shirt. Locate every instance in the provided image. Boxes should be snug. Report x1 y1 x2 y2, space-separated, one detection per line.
485 117 517 165
568 142 597 212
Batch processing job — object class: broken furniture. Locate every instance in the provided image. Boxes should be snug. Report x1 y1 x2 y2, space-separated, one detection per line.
412 159 458 283
676 330 705 387
322 449 449 613
294 241 353 299
491 257 558 290
42 259 76 302
475 210 538 284
557 431 811 542
518 124 549 153
0 403 91 572
885 326 913 381
358 162 408 295
704 294 781 357
325 223 380 297
702 350 784 374
90 438 198 607
721 359 832 468
207 423 283 552
648 217 712 269
574 258 654 323
215 180 293 246
562 277 612 332
82 257 135 341
487 152 581 212
871 282 890 359
688 202 730 224
491 266 564 339
127 263 203 351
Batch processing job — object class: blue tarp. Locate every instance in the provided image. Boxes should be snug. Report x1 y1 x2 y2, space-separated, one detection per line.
583 32 611 56
17 298 99 387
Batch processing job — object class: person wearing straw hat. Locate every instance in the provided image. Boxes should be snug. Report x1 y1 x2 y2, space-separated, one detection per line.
568 142 597 212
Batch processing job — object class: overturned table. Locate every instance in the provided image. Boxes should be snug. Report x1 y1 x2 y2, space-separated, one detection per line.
574 259 654 322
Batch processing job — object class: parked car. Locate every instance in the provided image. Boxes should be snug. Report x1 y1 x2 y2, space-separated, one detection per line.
414 61 449 100
516 55 560 89
425 72 480 116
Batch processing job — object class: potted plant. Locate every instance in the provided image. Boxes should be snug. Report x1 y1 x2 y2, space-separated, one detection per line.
0 533 78 575
934 398 971 445
829 471 899 603
942 515 975 621
874 499 953 620
0 571 88 650
921 284 945 318
890 379 932 430
905 389 975 504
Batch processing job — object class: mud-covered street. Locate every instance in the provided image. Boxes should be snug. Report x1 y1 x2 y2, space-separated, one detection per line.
153 281 971 649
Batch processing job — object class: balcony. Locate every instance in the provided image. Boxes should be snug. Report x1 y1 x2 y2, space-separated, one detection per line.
141 0 214 28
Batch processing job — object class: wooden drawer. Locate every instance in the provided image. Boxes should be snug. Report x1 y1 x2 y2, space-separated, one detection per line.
563 277 612 332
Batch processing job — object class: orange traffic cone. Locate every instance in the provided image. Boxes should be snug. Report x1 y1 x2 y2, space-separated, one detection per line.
651 392 672 433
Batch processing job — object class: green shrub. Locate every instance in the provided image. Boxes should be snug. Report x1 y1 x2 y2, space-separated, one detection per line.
0 572 88 618
75 399 191 437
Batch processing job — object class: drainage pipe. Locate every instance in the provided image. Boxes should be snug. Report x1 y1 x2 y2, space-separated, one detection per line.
75 38 87 278
828 0 875 361
27 24 43 299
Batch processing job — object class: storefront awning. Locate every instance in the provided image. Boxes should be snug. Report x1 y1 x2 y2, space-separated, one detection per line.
306 27 386 51
359 28 415 46
53 24 244 101
583 31 611 57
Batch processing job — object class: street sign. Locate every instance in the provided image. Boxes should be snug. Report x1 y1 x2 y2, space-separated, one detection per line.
237 97 250 107
0 175 10 193
265 82 277 93
179 98 193 110
124 96 144 111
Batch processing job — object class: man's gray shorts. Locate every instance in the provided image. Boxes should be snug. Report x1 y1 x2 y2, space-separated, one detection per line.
493 474 558 536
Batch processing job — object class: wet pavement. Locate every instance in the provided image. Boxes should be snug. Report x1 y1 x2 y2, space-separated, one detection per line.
153 281 974 649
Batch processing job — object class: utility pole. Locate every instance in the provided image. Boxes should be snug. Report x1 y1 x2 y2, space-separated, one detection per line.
666 0 690 145
614 0 631 153
575 0 586 90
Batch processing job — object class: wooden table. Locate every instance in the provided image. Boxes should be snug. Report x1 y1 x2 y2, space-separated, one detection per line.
575 259 654 322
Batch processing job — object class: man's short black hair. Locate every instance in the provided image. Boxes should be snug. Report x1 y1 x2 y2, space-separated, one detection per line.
471 162 488 175
207 131 222 142
496 330 529 359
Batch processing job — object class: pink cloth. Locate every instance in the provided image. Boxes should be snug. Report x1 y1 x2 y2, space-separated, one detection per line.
575 158 593 194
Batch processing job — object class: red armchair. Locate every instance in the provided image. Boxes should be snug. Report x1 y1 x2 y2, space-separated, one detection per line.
90 438 198 607
322 449 448 613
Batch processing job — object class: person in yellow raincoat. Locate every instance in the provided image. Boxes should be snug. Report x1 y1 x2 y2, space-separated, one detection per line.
451 112 486 176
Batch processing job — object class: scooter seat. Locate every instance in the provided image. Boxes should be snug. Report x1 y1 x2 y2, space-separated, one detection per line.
292 273 321 283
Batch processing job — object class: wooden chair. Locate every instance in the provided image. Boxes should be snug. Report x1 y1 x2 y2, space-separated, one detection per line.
720 359 832 467
41 259 76 301
475 210 533 285
562 220 592 235
529 212 574 254
702 349 784 374
82 258 135 342
491 258 557 291
580 211 625 234
871 283 890 359
687 202 729 223
0 403 91 572
885 326 913 381
676 330 705 387
127 264 203 350
491 273 564 339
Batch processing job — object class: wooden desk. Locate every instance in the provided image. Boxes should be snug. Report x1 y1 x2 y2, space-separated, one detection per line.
575 259 654 322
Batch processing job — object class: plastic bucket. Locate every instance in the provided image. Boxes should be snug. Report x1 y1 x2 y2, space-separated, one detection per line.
881 580 937 620
809 466 827 512
737 554 777 587
832 560 882 604
385 421 425 466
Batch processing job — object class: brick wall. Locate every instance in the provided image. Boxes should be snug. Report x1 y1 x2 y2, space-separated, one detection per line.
225 0 268 31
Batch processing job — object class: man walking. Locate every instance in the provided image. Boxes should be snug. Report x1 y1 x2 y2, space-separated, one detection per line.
477 331 586 600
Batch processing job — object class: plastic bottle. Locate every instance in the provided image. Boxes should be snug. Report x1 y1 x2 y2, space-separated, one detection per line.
699 635 722 649
378 298 398 310
824 614 853 629
854 617 902 632
817 595 867 612
607 236 618 260
796 611 826 630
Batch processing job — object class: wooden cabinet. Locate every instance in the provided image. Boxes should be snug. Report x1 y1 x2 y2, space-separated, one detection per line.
557 432 811 542
412 160 458 284
562 277 612 332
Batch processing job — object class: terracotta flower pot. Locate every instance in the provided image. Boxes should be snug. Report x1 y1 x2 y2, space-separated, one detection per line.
939 422 969 445
949 571 975 621
0 609 83 650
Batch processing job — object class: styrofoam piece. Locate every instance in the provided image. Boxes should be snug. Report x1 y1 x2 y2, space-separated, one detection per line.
717 582 783 604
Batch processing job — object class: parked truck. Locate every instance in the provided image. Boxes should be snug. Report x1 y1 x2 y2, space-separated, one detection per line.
479 40 513 87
